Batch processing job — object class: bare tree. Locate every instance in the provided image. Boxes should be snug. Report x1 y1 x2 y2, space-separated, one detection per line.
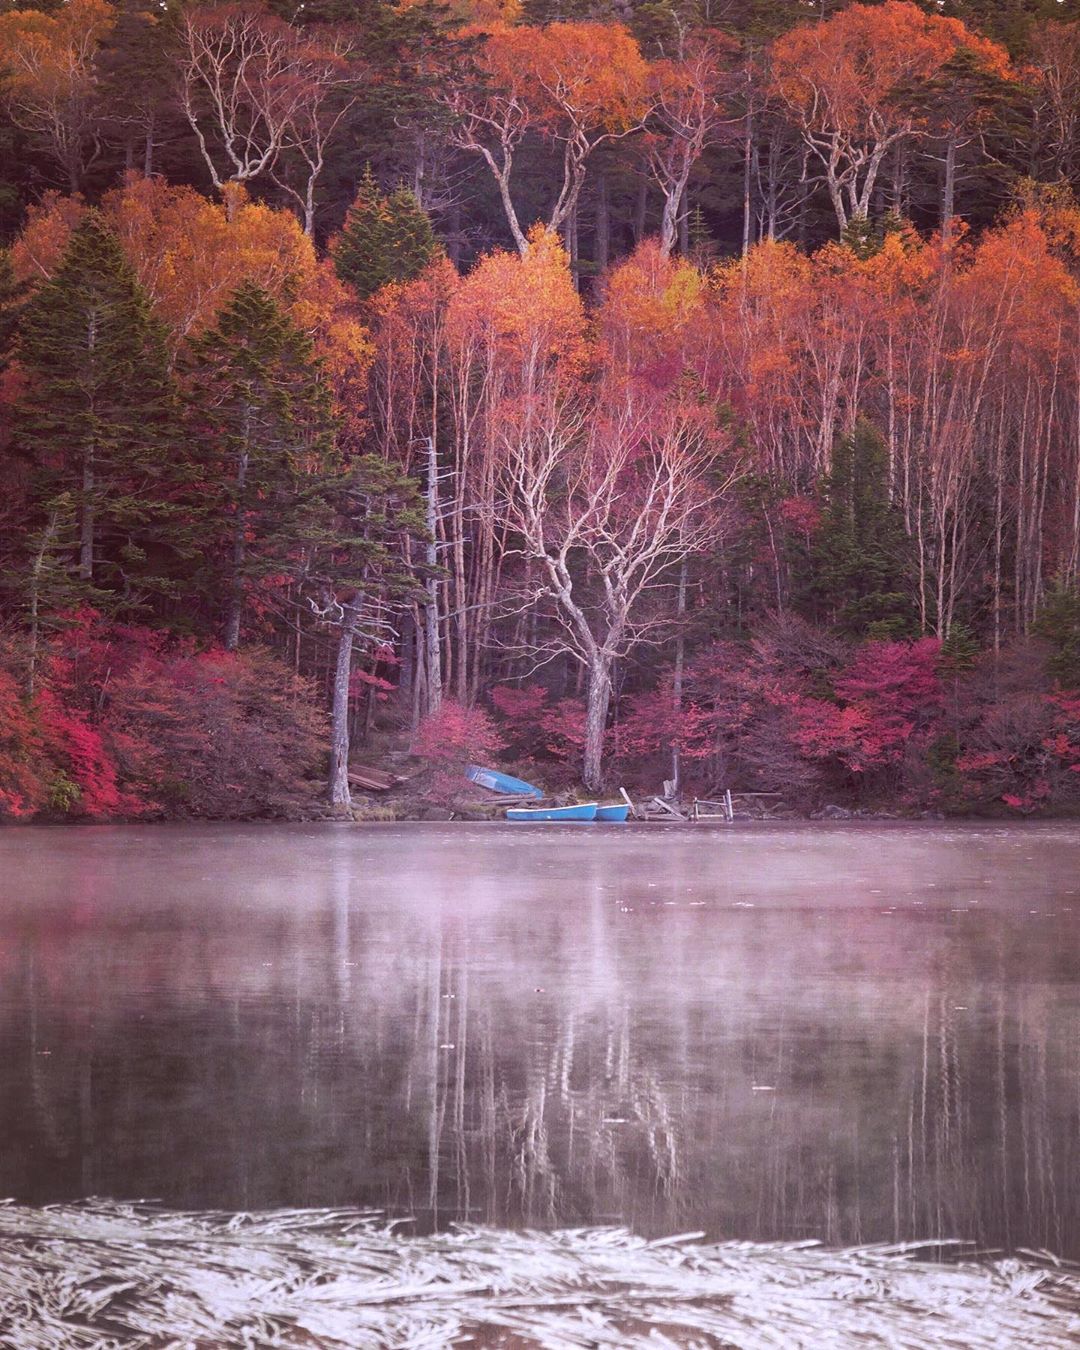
497 388 739 789
646 35 736 259
443 23 650 256
0 0 112 193
269 32 358 238
177 6 354 229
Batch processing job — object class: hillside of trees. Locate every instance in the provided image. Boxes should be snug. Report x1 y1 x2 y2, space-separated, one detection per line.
2 0 1080 820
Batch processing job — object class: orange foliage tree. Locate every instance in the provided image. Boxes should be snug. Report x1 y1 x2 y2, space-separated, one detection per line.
646 34 737 259
6 178 371 442
371 227 585 709
770 1 1010 234
0 0 114 192
444 21 649 254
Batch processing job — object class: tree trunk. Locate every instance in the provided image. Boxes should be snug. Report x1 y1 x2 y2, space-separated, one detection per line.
424 436 443 713
633 175 648 244
583 658 612 792
742 109 753 258
329 604 360 807
671 562 687 793
595 173 610 274
79 449 94 582
224 443 249 652
942 132 957 244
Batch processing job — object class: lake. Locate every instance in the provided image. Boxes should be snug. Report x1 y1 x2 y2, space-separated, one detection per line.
2 821 1079 1258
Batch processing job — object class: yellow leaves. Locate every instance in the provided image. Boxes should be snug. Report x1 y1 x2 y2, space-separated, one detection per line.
713 240 813 310
0 0 114 93
7 177 372 433
99 178 318 344
450 225 586 376
8 191 85 285
599 240 705 381
293 262 374 449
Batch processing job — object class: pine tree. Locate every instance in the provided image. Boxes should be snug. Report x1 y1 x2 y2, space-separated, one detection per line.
386 185 437 278
96 0 184 179
185 281 337 650
330 168 437 302
305 452 427 807
1035 580 1080 689
804 419 916 638
0 248 26 374
12 213 183 601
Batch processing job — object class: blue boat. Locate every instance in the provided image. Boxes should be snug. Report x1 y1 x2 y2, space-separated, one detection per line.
595 803 630 822
506 802 598 822
466 764 544 798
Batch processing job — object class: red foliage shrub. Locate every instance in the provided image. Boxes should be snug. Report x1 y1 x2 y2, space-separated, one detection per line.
489 683 548 741
34 688 145 817
0 669 46 819
413 698 505 766
620 629 945 802
105 647 326 817
1 612 326 821
793 638 943 777
955 690 1080 813
412 699 506 801
489 681 589 767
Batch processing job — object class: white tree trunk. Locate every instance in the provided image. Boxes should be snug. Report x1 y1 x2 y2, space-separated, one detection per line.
329 606 360 808
583 658 612 792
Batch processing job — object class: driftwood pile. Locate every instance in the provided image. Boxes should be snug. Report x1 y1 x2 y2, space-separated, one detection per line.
1 1201 1079 1348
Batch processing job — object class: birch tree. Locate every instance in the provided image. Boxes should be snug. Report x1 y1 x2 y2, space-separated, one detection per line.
497 388 739 789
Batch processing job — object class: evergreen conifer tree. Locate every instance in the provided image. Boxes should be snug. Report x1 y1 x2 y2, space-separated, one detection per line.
804 419 915 637
306 452 428 806
12 213 183 600
1035 580 1080 689
185 281 337 649
331 168 437 302
0 248 26 374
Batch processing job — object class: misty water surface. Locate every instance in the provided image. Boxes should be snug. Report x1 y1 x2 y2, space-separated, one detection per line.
1 822 1079 1255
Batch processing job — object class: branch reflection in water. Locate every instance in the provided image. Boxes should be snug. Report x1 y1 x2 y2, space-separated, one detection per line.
0 822 1078 1258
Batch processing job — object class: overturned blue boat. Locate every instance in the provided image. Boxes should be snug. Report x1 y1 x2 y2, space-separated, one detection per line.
466 764 544 798
506 803 598 822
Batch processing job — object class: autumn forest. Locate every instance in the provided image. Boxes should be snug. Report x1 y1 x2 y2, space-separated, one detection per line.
3 0 1080 819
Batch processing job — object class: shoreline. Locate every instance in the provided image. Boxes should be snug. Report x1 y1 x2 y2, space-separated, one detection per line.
1 1202 1077 1348
5 809 1080 829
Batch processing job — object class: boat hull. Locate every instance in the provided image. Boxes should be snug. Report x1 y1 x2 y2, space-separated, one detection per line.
466 764 544 798
595 804 630 822
506 803 598 822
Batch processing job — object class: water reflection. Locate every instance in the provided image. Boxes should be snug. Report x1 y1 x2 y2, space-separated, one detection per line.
1 823 1079 1255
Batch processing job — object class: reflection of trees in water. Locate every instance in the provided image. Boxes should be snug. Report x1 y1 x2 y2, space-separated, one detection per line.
892 963 1080 1258
2 857 1079 1255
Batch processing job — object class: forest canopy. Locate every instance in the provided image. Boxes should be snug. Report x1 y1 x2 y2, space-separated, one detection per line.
2 0 1080 817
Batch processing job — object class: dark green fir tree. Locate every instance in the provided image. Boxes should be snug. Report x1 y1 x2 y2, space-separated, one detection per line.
1035 579 1080 689
0 248 26 373
185 281 337 649
803 419 916 638
330 168 438 302
306 452 428 807
12 213 184 604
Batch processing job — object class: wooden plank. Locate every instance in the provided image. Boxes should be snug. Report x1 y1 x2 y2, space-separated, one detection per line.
650 795 686 820
348 765 397 791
